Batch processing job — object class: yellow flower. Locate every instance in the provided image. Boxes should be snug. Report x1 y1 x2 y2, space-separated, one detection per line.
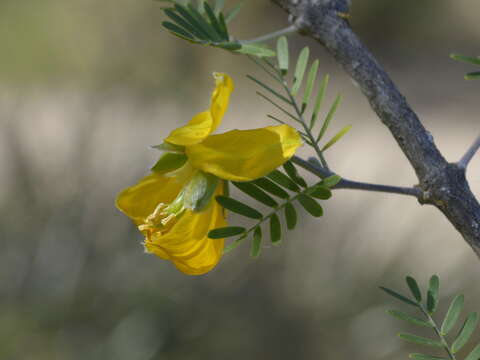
116 73 301 275
116 173 226 275
165 73 302 182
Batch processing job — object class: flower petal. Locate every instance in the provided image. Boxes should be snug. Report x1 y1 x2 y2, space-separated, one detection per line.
186 125 302 182
145 185 226 275
165 73 234 146
115 173 183 225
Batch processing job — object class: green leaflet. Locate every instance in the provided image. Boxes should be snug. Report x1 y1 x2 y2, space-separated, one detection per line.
233 181 278 208
307 185 332 200
283 161 307 187
409 354 448 360
216 195 263 219
276 36 289 74
250 226 262 258
311 74 329 129
427 275 440 314
440 295 464 335
291 47 310 96
267 170 300 192
284 202 297 230
398 333 443 348
321 124 352 151
209 226 245 239
386 310 432 328
380 286 419 307
270 213 281 244
302 60 319 112
406 276 422 302
465 344 480 360
452 312 478 353
253 177 290 199
236 43 276 58
297 194 323 217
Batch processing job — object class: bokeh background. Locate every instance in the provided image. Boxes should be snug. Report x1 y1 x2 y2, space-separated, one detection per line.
1 1 480 359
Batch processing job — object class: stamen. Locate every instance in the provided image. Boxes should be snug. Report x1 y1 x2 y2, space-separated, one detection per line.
161 213 176 226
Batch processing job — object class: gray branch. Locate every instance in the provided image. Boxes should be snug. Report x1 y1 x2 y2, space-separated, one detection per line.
272 0 480 257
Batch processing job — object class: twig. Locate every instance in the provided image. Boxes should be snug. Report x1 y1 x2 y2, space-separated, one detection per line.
458 135 480 169
291 156 421 198
239 25 297 45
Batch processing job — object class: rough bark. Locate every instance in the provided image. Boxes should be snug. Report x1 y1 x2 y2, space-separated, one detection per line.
272 0 480 256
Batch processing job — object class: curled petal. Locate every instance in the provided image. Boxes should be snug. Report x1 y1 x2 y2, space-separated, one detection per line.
186 125 302 182
116 174 182 225
165 73 234 146
145 185 226 275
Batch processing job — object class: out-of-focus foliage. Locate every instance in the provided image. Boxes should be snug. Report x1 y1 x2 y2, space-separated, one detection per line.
382 275 480 360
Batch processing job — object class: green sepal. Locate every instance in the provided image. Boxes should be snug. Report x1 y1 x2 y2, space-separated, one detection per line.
183 171 219 212
151 152 188 173
151 142 185 153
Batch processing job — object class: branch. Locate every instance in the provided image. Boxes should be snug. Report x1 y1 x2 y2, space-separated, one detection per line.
292 156 421 198
272 0 480 257
458 135 480 169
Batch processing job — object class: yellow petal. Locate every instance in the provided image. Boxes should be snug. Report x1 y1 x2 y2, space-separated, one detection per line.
186 125 302 182
115 173 183 225
165 73 234 146
145 185 226 275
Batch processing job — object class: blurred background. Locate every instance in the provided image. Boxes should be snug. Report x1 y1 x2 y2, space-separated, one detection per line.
1 1 480 359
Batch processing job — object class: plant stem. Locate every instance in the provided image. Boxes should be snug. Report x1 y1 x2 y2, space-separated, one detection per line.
280 76 330 168
239 25 297 44
292 155 422 198
458 134 480 169
418 305 457 360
